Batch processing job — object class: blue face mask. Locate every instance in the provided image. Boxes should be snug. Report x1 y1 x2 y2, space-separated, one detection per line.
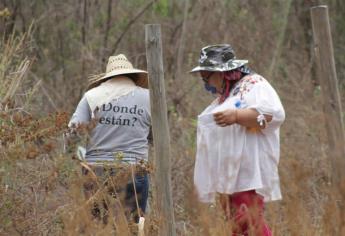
204 83 217 94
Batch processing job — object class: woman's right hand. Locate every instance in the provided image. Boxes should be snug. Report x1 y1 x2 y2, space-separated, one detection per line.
213 109 238 127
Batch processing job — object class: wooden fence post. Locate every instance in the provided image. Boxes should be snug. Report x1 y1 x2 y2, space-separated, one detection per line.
310 5 345 185
145 24 176 236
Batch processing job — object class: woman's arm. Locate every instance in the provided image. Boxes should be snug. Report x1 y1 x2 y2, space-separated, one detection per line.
68 96 92 128
213 108 272 129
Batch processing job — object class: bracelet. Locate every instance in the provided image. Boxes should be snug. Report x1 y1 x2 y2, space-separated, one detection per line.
256 114 267 128
235 109 238 123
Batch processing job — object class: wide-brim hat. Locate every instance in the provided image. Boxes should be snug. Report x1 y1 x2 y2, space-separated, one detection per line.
190 44 248 73
87 54 148 90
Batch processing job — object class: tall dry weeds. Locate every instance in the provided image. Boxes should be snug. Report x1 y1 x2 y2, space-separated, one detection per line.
1 1 345 235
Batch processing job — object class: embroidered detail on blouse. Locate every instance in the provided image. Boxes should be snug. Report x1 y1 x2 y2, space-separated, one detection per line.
231 75 264 98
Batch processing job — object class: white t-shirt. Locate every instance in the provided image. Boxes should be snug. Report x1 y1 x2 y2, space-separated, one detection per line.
194 74 285 203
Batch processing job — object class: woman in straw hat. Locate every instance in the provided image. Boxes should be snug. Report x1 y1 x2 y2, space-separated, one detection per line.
191 44 285 236
69 54 151 224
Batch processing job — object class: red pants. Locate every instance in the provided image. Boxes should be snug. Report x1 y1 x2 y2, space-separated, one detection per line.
220 190 272 236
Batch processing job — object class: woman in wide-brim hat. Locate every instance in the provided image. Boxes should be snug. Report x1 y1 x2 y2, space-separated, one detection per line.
192 44 285 236
87 54 148 91
69 54 151 224
84 54 149 118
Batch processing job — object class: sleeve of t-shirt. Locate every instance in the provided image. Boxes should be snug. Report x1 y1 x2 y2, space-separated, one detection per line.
245 80 285 133
68 96 92 127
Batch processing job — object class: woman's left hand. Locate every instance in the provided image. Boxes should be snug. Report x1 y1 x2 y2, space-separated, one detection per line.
213 109 237 127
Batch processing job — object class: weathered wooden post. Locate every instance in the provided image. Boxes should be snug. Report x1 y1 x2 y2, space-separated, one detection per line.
310 6 345 185
145 24 176 236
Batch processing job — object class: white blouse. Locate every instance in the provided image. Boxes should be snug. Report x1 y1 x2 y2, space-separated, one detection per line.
194 74 285 203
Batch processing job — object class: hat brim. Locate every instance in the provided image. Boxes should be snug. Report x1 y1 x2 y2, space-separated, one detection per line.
87 69 148 90
190 60 248 73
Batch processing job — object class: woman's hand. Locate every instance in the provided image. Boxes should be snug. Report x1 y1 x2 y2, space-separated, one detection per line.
213 109 238 127
214 108 273 128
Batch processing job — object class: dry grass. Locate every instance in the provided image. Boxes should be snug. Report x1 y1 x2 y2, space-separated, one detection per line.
1 1 345 235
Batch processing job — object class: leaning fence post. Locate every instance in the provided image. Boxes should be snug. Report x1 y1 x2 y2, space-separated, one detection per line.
145 24 176 236
310 6 345 185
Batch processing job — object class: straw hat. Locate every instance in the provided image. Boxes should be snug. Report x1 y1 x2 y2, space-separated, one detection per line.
190 44 248 73
87 54 148 90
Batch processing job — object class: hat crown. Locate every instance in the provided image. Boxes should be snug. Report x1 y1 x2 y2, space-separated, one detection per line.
199 44 236 67
106 54 134 73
